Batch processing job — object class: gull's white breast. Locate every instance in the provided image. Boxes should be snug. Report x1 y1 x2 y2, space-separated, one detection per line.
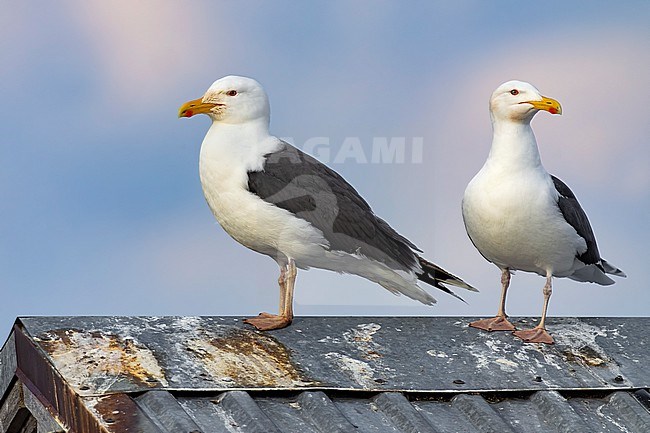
462 164 586 276
198 132 328 264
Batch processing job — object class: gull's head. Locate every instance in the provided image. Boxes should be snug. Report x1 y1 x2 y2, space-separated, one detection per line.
490 80 562 123
178 75 270 124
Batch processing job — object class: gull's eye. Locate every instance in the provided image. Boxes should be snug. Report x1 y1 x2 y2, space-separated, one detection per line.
226 90 238 96
510 89 519 96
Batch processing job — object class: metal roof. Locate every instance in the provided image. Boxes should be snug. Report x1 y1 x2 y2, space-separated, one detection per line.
1 316 649 432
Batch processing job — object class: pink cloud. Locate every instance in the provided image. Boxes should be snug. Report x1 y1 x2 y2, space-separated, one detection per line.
63 2 228 110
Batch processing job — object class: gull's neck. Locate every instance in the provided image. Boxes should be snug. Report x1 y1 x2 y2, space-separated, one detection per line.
200 116 280 170
486 118 543 170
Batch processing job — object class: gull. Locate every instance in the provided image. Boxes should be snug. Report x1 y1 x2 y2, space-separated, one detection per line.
462 80 625 344
179 75 476 330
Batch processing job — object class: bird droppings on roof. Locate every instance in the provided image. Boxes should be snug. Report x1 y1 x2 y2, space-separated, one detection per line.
426 349 450 359
33 327 169 394
323 322 396 387
183 327 318 388
323 351 378 388
344 322 382 357
554 321 613 366
1 316 648 433
12 316 647 393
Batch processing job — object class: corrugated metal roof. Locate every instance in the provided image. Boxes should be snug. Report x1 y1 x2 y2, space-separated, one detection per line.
160 388 650 433
1 316 648 433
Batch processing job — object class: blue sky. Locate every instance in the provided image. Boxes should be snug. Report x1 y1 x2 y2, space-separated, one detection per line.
1 1 649 339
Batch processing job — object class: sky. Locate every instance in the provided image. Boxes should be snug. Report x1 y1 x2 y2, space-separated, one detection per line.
1 1 649 340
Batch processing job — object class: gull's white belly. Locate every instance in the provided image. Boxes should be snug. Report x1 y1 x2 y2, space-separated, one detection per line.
462 170 584 276
199 160 327 263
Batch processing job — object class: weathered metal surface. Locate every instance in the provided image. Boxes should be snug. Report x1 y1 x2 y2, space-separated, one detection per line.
32 327 167 394
372 392 438 433
529 391 591 433
0 380 64 433
85 393 163 433
297 391 359 432
184 326 316 388
635 388 650 410
15 316 650 395
135 390 202 432
14 324 114 433
452 394 517 433
604 392 650 432
3 316 649 433
216 391 281 433
178 389 649 433
0 381 25 433
21 383 65 433
0 332 16 402
177 396 244 433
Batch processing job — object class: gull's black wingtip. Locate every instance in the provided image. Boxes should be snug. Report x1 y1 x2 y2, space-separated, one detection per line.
416 256 478 300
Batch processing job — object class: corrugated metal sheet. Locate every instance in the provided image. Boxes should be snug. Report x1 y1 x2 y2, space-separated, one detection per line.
1 316 648 433
189 389 650 433
73 389 650 433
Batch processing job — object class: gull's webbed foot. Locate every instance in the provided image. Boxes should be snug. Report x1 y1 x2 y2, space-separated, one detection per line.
513 327 554 344
243 312 292 331
469 316 516 331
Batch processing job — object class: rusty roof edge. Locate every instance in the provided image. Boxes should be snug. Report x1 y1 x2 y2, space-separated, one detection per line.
13 322 110 433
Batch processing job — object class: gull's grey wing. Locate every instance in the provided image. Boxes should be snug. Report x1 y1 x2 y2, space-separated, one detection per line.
246 141 420 272
551 175 601 266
